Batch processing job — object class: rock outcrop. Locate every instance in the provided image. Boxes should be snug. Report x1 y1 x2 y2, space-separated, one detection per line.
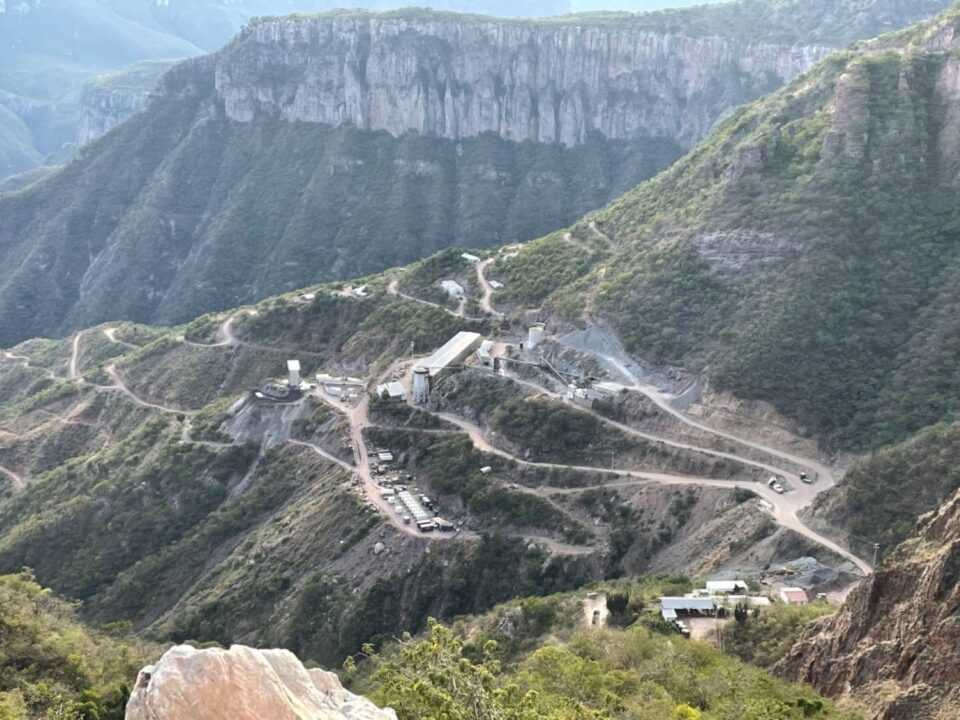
125 644 396 720
217 13 830 149
776 489 960 720
78 61 178 146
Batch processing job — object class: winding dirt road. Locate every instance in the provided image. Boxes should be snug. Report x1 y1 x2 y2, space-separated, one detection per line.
0 463 24 491
68 332 82 380
504 370 800 483
476 259 502 317
103 365 196 416
434 407 871 573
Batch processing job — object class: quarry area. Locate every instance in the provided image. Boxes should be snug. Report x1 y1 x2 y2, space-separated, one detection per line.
0 247 873 640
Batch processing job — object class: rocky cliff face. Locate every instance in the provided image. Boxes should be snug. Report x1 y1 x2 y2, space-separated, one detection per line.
78 61 178 145
126 644 396 720
776 490 960 719
218 14 830 149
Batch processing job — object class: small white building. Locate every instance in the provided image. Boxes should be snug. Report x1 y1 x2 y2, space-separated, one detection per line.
706 580 749 594
375 381 407 402
440 280 466 299
779 587 809 605
476 339 494 366
489 280 504 289
461 252 481 265
287 360 301 388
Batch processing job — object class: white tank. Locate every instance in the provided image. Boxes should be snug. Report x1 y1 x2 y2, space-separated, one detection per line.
412 367 431 404
528 324 545 350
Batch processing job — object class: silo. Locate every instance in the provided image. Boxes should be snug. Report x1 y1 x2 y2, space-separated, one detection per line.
412 366 431 404
528 324 545 350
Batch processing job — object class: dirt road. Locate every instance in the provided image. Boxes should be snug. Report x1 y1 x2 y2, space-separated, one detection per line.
433 407 872 573
0 463 25 491
103 365 196 415
68 332 82 380
287 438 356 474
476 259 502 317
504 370 800 482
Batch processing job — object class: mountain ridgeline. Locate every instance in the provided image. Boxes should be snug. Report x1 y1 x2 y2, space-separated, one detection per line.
493 6 960 453
0 13 800 345
0 1 952 348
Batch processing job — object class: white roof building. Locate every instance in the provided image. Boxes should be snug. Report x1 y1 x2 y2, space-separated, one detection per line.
376 381 406 400
476 339 494 365
287 360 301 387
780 587 809 604
489 280 504 289
440 280 466 299
706 580 749 594
423 332 483 376
461 253 481 264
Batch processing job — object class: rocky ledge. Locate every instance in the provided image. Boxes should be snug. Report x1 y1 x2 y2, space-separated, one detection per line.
776 489 960 720
125 644 396 720
214 13 830 148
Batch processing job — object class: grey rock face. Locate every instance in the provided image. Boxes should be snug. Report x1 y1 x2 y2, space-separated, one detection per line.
216 15 832 149
78 87 150 146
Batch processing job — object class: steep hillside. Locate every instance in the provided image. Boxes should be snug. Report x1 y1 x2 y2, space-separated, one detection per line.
804 422 960 561
777 488 960 720
2 1 951 347
0 265 867 667
495 6 960 451
0 1 572 180
0 570 153 720
0 8 831 347
78 60 179 146
359 606 859 720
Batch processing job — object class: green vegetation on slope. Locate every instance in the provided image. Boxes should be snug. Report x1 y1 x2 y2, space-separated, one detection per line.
724 602 836 669
0 69 678 346
0 570 152 720
811 421 960 560
360 619 857 720
497 8 960 451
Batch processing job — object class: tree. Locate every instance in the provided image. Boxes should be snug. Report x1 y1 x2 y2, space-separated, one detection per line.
356 620 597 720
734 600 750 626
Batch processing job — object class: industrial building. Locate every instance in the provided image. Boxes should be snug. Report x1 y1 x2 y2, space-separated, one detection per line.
528 324 545 350
706 580 749 594
287 360 301 387
659 597 719 621
375 381 406 401
476 339 494 366
412 367 431 404
316 373 365 398
423 332 483 376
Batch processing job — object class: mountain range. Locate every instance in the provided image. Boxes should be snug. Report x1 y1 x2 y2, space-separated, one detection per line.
1 2 960 719
0 0 950 349
0 0 574 179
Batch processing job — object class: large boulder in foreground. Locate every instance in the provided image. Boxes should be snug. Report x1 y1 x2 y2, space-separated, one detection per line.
125 644 396 720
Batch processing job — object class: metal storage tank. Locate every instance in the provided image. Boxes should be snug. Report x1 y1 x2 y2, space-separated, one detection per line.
287 359 301 388
528 324 545 350
412 366 431 404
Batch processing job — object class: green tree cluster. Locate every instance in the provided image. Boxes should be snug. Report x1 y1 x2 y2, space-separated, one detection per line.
361 619 859 720
0 570 152 720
